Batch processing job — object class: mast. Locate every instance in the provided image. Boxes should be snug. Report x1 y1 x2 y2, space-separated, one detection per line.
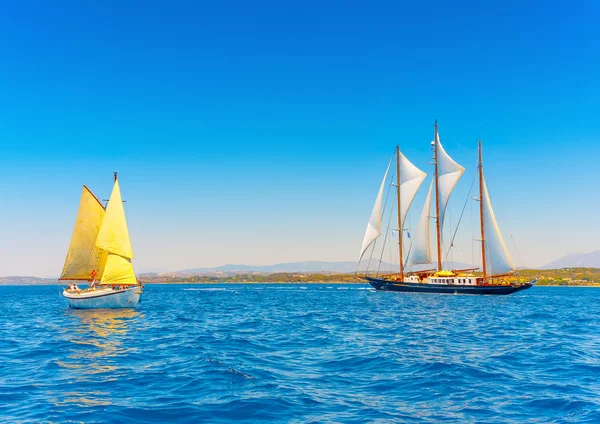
478 140 487 284
433 120 442 271
396 145 403 280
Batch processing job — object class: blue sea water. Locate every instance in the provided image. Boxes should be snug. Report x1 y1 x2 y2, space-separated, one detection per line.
0 284 599 423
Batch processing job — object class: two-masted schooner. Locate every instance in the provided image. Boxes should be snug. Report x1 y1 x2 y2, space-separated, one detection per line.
60 173 144 308
358 122 537 295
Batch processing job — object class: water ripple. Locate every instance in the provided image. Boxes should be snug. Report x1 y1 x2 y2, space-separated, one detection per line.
0 284 599 422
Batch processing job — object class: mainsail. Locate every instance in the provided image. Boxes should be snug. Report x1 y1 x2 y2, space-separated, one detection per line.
407 181 433 266
359 158 392 262
398 152 427 232
482 177 515 275
60 186 107 281
436 133 465 235
95 180 137 285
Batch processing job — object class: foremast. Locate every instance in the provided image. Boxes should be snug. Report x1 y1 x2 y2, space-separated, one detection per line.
433 120 442 271
478 140 487 284
396 146 404 280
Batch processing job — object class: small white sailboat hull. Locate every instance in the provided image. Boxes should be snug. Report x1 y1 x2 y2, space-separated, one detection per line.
63 286 143 309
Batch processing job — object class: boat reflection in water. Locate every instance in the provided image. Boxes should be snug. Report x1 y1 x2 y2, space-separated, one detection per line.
52 308 143 408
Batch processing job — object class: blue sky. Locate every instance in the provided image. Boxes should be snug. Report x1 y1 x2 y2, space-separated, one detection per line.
0 0 598 276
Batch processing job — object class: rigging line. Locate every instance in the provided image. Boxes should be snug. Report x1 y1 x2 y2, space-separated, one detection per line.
377 186 397 277
510 234 525 268
123 199 137 280
470 186 475 265
388 227 393 274
387 200 395 274
452 244 477 268
447 211 453 269
356 156 396 275
443 171 477 264
370 168 396 277
404 238 414 269
364 239 378 277
451 208 471 268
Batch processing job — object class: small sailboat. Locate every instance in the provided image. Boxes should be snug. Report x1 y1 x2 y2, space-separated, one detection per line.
359 122 537 295
60 173 144 308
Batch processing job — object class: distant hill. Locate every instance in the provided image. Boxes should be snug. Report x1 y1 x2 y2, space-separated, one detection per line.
0 276 57 285
178 261 361 275
1 260 481 283
157 260 476 277
542 251 600 269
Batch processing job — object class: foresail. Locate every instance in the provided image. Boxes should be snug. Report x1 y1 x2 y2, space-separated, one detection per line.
407 181 432 266
95 180 134 259
100 253 137 285
60 186 106 280
436 133 465 236
359 157 393 262
398 152 426 231
482 177 515 275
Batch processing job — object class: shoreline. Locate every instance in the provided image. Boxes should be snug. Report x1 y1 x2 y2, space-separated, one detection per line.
2 282 599 287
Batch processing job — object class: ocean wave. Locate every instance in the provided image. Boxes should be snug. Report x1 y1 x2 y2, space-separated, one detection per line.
0 284 599 422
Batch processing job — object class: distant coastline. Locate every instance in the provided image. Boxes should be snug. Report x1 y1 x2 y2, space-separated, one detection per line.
3 268 598 286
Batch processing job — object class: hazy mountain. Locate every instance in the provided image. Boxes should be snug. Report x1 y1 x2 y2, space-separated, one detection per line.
179 261 361 275
2 260 480 283
0 276 58 285
137 267 171 274
542 251 600 269
168 260 477 276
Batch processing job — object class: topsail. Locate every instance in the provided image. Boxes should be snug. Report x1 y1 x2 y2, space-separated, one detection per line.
398 152 427 234
436 133 465 236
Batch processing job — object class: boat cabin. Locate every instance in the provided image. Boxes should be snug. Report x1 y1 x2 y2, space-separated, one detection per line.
425 272 481 286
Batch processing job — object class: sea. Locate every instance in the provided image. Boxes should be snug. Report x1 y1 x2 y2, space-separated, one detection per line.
0 284 599 423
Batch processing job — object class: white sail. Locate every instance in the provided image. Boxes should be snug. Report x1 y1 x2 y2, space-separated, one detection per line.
407 181 433 266
482 177 515 275
436 133 465 235
398 152 427 231
359 158 393 262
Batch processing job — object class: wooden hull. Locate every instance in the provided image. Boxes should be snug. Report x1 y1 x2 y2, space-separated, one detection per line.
365 277 536 295
63 286 143 309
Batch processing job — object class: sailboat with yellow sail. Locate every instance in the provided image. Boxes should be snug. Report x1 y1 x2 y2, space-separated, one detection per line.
60 173 143 308
358 122 537 295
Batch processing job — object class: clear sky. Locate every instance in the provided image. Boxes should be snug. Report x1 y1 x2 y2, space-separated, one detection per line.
1 0 599 277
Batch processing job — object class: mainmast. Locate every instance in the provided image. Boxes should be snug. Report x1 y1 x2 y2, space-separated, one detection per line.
396 146 404 280
433 120 442 271
478 140 487 283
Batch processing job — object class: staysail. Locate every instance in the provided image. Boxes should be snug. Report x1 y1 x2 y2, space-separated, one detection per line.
95 180 137 285
398 152 427 233
60 186 107 281
436 133 465 235
359 158 393 262
482 177 515 275
407 181 433 266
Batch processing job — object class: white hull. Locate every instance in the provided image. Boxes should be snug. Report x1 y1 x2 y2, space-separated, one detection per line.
63 286 143 309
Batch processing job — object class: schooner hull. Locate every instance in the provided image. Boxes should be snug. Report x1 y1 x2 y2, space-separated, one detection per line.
63 286 143 309
365 277 535 295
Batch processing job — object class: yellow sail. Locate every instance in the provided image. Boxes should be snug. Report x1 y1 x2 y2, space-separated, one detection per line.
60 186 107 281
100 253 137 285
95 180 134 259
